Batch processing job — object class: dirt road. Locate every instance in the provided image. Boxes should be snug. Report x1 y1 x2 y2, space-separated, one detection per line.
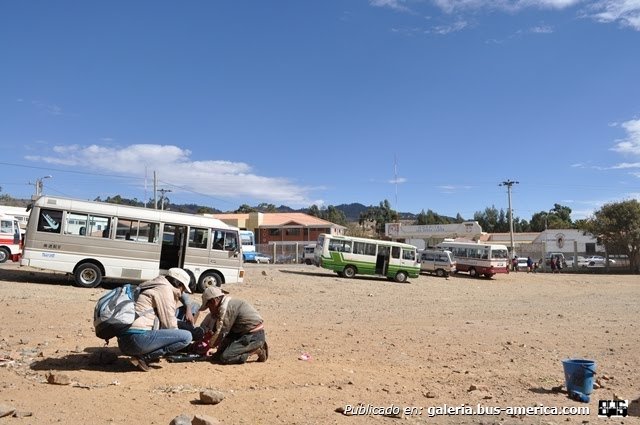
0 263 639 424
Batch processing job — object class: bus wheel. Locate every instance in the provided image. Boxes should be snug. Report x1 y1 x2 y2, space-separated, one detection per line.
343 266 356 278
74 263 103 288
436 269 445 278
305 259 312 265
185 271 197 293
394 271 408 283
468 268 477 278
198 272 222 292
0 248 9 263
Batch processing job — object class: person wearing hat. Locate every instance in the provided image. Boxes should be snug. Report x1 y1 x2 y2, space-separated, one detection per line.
199 286 268 364
117 267 194 371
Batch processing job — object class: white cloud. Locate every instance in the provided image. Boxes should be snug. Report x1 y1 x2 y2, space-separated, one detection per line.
431 0 581 14
389 177 408 184
31 100 63 116
24 143 315 207
611 162 640 169
611 118 640 155
370 0 411 12
428 20 469 34
529 24 555 32
585 0 640 30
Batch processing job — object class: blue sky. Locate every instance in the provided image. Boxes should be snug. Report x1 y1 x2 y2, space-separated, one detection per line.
1 1 639 221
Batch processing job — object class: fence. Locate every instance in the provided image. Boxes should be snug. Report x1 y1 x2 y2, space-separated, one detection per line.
514 242 630 272
255 242 311 264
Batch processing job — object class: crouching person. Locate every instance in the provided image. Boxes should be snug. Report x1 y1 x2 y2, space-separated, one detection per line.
199 287 268 364
117 268 193 371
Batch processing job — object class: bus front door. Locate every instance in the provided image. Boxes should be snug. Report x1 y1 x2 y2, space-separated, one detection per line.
376 246 390 275
160 224 187 270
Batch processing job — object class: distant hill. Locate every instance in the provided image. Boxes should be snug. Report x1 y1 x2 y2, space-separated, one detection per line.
0 194 426 223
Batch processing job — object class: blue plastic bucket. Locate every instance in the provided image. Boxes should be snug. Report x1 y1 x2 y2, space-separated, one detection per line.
562 358 596 395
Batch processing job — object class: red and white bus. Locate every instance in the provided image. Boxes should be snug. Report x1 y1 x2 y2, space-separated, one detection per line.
436 240 509 278
0 214 22 263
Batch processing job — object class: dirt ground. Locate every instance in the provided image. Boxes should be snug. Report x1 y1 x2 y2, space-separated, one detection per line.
0 262 639 425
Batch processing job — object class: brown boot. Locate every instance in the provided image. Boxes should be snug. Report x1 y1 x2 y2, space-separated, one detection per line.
256 341 268 362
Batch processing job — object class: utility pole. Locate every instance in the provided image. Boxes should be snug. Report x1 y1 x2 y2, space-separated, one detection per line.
158 188 172 211
32 175 52 198
499 179 519 256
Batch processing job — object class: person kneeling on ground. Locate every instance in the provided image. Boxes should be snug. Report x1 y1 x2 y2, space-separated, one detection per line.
117 268 194 371
199 287 268 364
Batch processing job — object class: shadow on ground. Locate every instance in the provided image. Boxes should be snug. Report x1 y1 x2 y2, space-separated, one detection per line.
29 346 138 372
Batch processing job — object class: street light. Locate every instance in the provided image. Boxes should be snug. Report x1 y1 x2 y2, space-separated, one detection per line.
499 179 519 256
158 188 172 210
33 175 52 197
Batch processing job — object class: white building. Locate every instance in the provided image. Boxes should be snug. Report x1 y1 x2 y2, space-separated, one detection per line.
386 221 484 249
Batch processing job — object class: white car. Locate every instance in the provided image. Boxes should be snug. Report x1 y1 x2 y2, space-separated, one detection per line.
253 253 272 264
585 256 615 267
566 256 588 268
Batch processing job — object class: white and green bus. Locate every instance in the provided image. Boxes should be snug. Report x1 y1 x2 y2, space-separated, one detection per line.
21 196 244 290
314 233 419 283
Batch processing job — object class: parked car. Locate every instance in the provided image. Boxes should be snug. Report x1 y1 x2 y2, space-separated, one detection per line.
544 252 567 269
251 253 272 264
418 249 456 277
585 255 615 267
275 254 296 264
516 257 529 271
565 255 588 268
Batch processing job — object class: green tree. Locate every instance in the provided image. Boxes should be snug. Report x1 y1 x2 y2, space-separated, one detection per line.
324 205 348 226
257 203 277 213
307 204 321 218
358 199 398 237
416 209 428 225
235 204 256 213
530 204 574 231
416 209 453 225
579 199 640 272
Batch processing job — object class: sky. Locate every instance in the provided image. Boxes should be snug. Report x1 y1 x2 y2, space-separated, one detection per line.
1 1 639 221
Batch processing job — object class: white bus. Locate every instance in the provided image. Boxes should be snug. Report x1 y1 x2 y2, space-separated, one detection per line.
315 233 419 283
0 214 22 263
436 240 509 278
21 196 244 290
239 230 257 262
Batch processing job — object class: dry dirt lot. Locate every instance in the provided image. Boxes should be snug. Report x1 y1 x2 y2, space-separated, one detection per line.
0 262 639 425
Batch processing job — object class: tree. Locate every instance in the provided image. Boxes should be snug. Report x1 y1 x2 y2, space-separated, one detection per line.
358 199 398 237
256 203 277 213
324 205 348 226
580 200 640 272
530 204 574 232
474 206 500 232
235 204 256 213
307 205 321 218
416 210 428 225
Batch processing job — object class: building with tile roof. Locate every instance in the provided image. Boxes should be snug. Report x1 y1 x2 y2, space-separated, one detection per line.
209 212 346 244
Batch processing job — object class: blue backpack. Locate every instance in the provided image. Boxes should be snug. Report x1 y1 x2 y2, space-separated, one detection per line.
94 284 141 343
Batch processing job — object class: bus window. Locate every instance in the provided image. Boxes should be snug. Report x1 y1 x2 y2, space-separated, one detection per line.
37 209 62 233
138 221 159 243
224 231 238 251
117 218 158 243
402 249 415 261
189 227 209 249
391 246 400 259
0 219 11 234
212 230 225 250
